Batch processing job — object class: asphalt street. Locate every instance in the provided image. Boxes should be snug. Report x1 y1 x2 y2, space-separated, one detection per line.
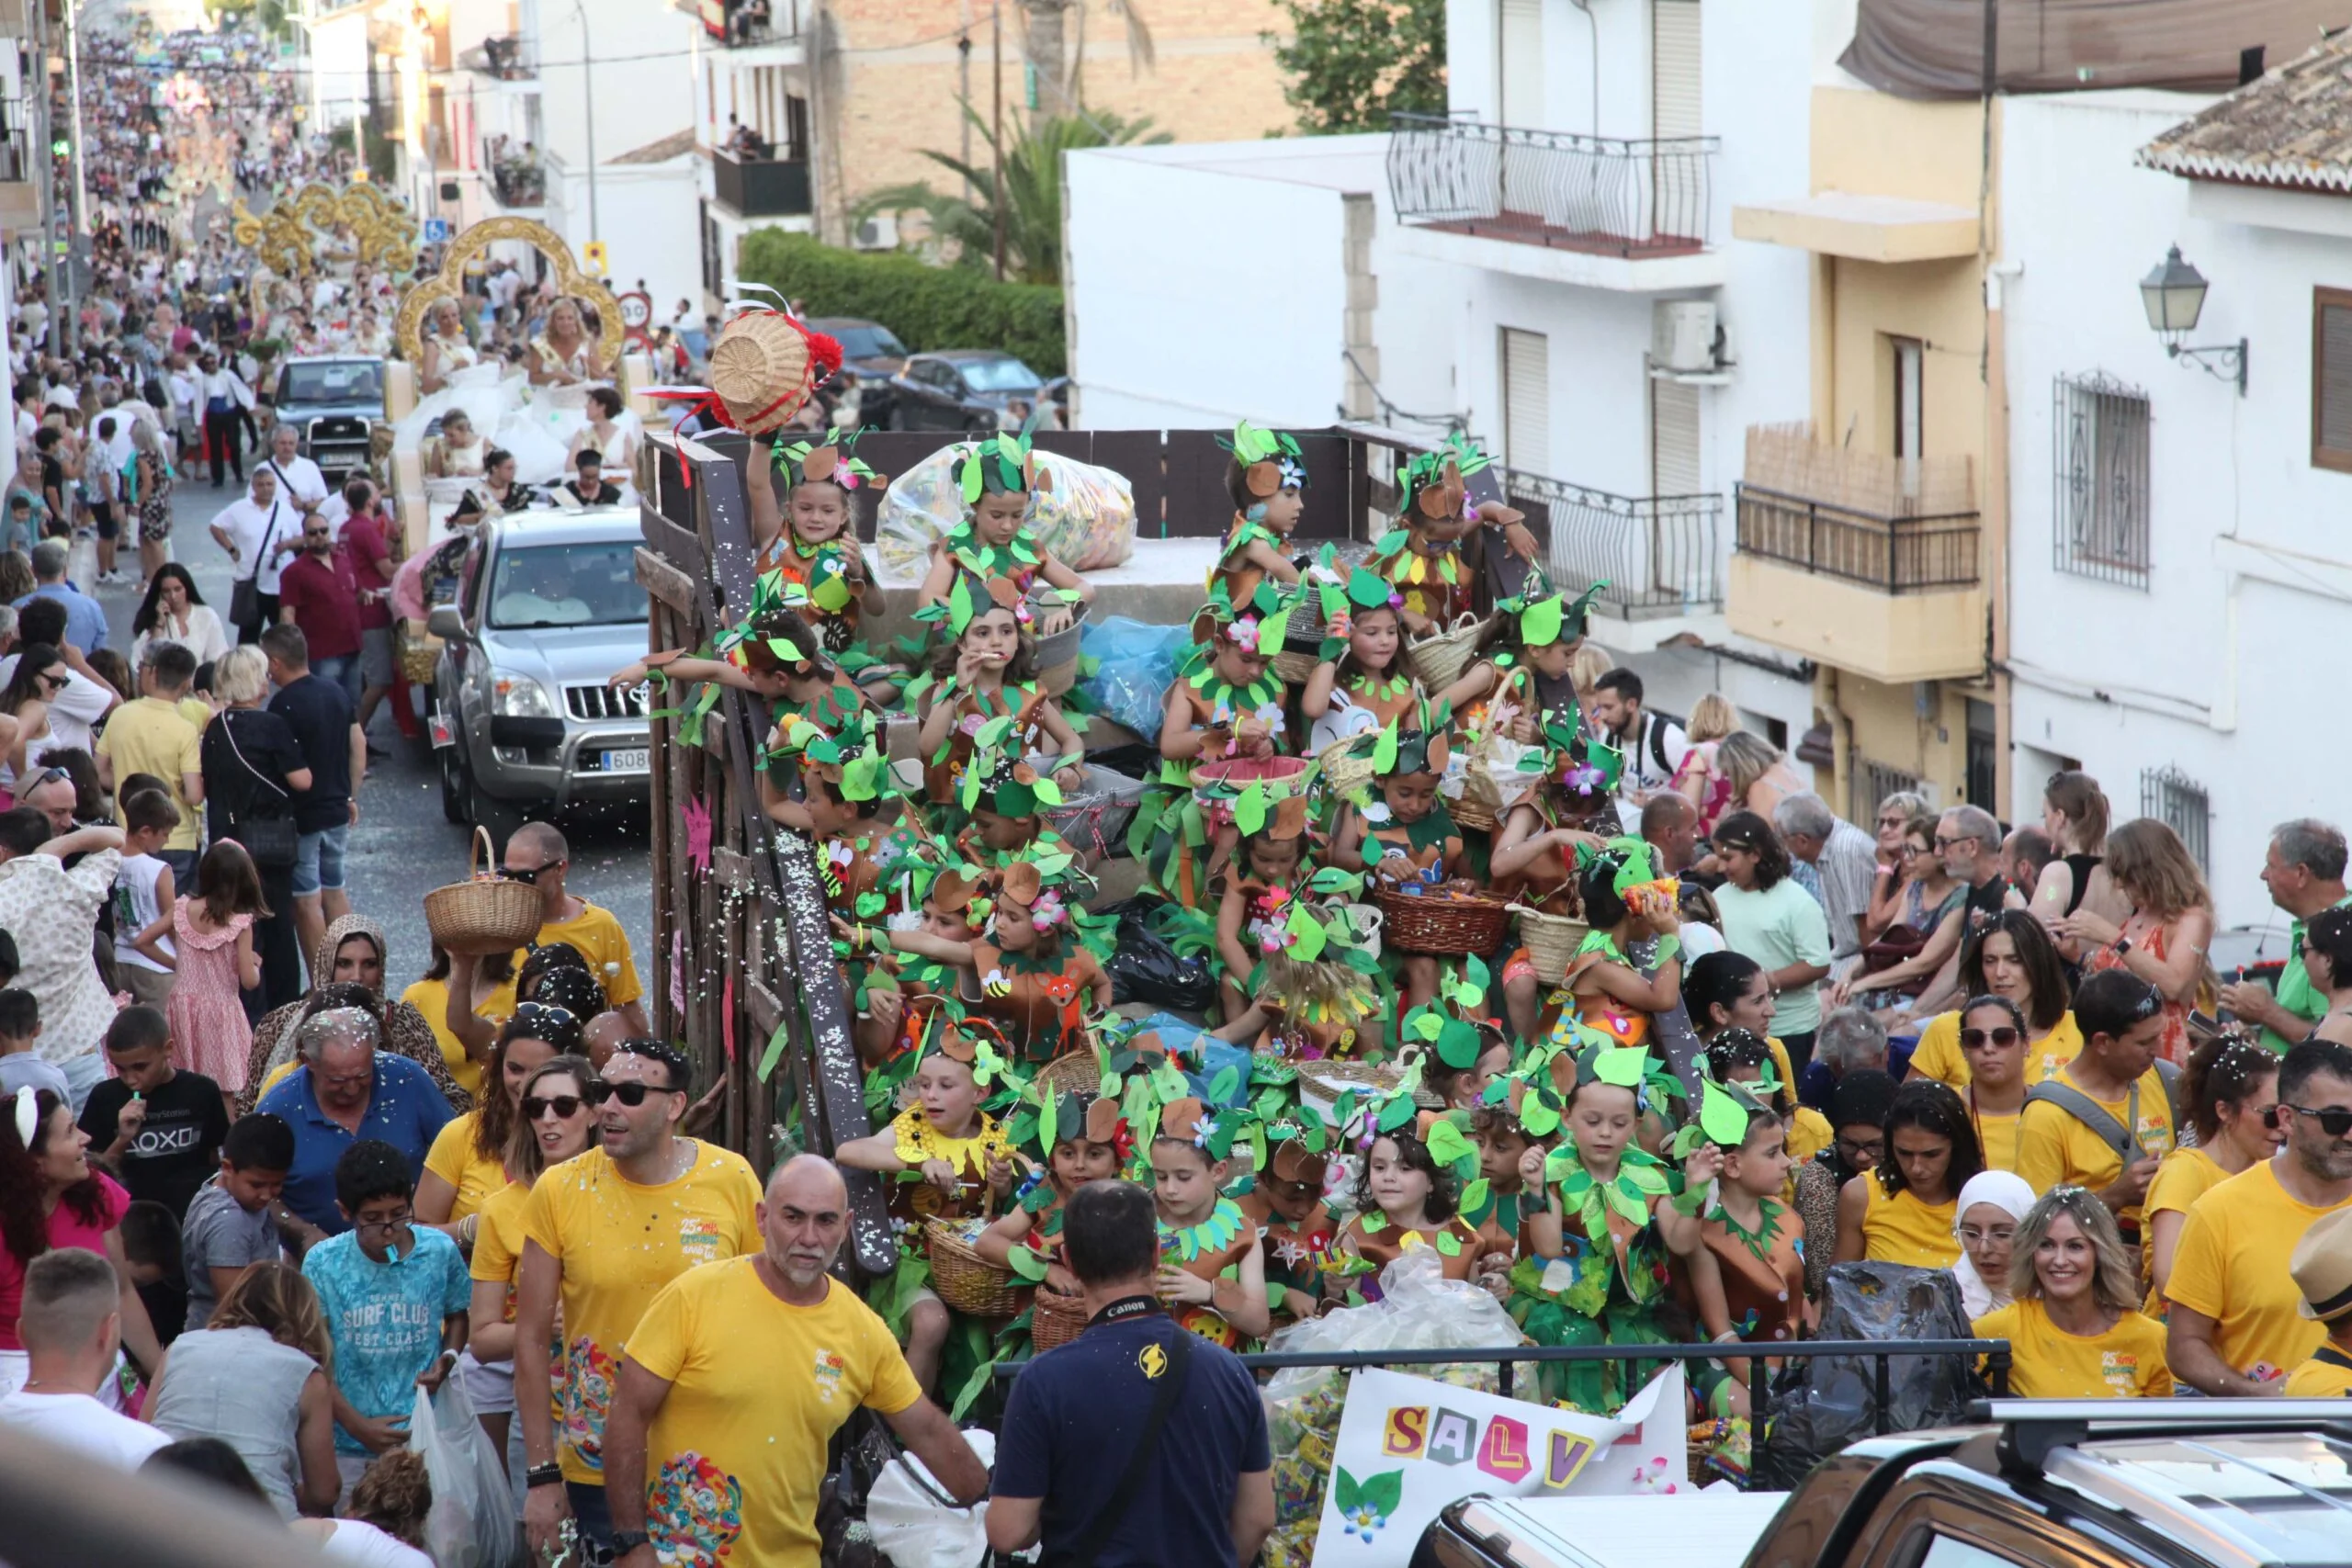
91 467 656 987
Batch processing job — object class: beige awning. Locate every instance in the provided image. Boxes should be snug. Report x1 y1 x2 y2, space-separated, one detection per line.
1731 192 1980 263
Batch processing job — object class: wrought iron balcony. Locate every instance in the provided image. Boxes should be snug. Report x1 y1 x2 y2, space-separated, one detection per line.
1733 484 1980 592
1388 114 1716 258
1502 470 1723 617
712 150 811 219
461 36 536 80
489 153 546 209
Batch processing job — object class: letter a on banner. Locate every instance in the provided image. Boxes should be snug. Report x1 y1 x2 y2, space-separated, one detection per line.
1426 1409 1477 1466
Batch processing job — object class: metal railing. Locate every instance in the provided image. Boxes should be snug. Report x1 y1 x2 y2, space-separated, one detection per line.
0 126 26 182
1388 113 1716 257
712 149 811 218
714 0 804 43
1735 482 1981 593
489 152 546 209
1504 468 1723 616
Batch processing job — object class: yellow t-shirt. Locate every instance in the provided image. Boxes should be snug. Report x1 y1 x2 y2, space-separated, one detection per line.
1910 1010 2082 1091
401 976 517 1105
1974 1110 2021 1175
2283 1346 2352 1397
2166 1160 2352 1383
1860 1177 1960 1269
469 1176 532 1313
424 1111 511 1225
96 696 204 852
1973 1299 2173 1398
521 1142 763 1483
2014 1065 2177 1226
1785 1104 1831 1167
526 902 644 1009
628 1261 922 1568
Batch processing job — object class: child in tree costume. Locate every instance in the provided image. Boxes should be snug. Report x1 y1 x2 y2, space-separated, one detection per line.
1208 420 1308 612
1491 728 1626 1042
914 431 1092 639
1333 711 1467 1021
1300 566 1427 755
977 1086 1129 1302
1549 838 1685 1053
950 745 1084 870
1454 584 1608 747
1218 863 1389 1062
1150 1096 1272 1348
910 579 1083 819
833 999 1019 1392
759 424 899 697
1237 1111 1340 1333
1366 434 1544 635
1509 1042 1710 1411
1671 1071 1807 1418
1329 1092 1486 1303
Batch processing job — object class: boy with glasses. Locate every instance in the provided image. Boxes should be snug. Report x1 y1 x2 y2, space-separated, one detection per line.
515 1039 760 1561
301 1139 471 1501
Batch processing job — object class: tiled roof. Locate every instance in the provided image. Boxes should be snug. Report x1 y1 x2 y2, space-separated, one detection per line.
2139 33 2352 193
610 130 695 165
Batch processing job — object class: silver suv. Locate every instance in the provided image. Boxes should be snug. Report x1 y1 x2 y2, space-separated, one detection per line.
428 509 651 835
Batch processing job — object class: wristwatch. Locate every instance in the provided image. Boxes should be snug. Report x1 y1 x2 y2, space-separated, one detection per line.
610 1530 651 1555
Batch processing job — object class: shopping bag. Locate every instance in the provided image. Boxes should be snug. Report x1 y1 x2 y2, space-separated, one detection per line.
411 1375 519 1568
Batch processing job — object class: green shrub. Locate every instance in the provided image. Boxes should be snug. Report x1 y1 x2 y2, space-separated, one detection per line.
735 231 1067 378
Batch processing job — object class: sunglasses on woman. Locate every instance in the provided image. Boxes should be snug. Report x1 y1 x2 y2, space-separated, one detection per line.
1960 1027 2021 1049
584 1080 677 1108
522 1093 585 1121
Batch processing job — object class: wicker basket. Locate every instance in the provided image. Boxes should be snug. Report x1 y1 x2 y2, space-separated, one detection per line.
1447 764 1507 834
396 622 440 686
1372 886 1515 956
1512 908 1592 986
925 1219 1024 1318
707 310 824 434
1031 595 1091 697
1032 1286 1089 1351
423 827 545 956
1270 591 1329 687
1032 1048 1105 1099
1403 614 1491 693
1317 737 1375 801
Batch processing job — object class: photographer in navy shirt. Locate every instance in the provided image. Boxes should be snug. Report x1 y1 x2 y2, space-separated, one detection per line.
989 1180 1274 1568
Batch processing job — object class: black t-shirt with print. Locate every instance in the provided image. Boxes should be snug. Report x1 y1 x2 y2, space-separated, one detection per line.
78 1069 231 1220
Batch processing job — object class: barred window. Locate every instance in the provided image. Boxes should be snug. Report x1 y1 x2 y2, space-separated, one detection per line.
2053 373 2151 589
2314 287 2352 472
1850 758 1928 829
2140 766 2211 874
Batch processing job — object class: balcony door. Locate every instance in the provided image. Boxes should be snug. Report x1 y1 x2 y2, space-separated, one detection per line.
1498 0 1544 220
1652 0 1701 246
1500 327 1551 479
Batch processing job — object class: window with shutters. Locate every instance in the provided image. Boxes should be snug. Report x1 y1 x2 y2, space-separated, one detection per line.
1500 327 1550 475
2313 288 2352 473
2052 372 2151 589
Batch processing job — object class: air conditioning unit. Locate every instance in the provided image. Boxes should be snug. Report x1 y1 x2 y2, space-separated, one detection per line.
1652 299 1719 374
852 213 898 251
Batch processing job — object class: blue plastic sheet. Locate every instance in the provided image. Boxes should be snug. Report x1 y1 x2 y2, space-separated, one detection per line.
1080 616 1190 739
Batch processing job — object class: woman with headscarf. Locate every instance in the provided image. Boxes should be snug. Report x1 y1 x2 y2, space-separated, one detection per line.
234 919 470 1115
1949 1169 2036 1317
1791 1067 1898 1300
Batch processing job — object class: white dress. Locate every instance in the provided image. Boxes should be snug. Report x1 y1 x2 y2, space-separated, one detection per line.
131 605 231 668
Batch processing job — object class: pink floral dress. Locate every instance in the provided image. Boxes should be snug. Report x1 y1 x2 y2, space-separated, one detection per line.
169 898 254 1091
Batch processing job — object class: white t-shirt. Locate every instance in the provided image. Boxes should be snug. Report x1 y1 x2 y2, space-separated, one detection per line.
260 454 330 515
1620 711 1690 798
0 1390 171 1469
318 1520 435 1568
114 852 173 972
211 494 298 592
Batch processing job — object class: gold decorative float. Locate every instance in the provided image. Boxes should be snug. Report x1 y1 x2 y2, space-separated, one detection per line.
391 216 624 377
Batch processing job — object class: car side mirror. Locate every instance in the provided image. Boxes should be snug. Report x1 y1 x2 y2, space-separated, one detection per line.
427 604 467 642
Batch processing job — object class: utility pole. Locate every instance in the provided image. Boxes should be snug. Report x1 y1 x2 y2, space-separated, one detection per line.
31 0 56 358
989 0 1003 280
64 0 85 250
570 0 597 251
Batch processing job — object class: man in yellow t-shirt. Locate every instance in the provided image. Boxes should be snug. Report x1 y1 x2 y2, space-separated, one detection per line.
504 820 649 1034
2015 971 2175 1231
2283 1208 2352 1397
515 1041 762 1561
605 1156 988 1568
2167 1041 2352 1395
94 645 206 869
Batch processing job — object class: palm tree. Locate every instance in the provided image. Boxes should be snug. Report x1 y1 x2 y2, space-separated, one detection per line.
855 106 1169 287
1023 0 1158 131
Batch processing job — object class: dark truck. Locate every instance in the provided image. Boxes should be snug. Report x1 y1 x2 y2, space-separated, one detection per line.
271 355 383 484
1414 1401 2352 1568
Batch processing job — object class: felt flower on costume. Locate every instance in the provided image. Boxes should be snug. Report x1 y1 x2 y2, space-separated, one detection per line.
1227 617 1261 651
1029 889 1068 931
957 712 988 739
1253 702 1285 728
1566 761 1609 794
1363 801 1393 824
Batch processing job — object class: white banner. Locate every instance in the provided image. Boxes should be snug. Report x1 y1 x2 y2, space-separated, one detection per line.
1311 1365 1689 1567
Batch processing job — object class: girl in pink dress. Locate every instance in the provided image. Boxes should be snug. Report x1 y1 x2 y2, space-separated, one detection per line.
134 840 266 1092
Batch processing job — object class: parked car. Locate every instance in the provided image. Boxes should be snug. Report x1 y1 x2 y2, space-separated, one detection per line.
272 355 384 484
427 509 650 836
808 315 908 428
884 349 1065 432
1413 1400 2352 1568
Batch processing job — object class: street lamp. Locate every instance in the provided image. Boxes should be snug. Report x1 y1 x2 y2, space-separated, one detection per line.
2140 245 2246 396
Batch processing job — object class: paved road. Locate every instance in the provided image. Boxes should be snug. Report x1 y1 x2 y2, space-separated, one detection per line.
90 471 656 989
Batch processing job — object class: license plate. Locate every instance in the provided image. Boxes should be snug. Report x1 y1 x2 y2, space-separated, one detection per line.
601 748 650 774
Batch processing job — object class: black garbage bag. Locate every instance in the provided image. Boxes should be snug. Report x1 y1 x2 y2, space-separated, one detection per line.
1102 904 1218 1014
1752 1261 1979 1491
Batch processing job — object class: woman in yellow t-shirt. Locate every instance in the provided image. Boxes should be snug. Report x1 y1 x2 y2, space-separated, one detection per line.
404 943 520 1103
1909 913 2082 1090
466 1052 600 1468
1976 1186 2173 1398
2143 1033 2283 1312
418 1003 588 1237
1835 1079 1984 1269
1954 995 2031 1171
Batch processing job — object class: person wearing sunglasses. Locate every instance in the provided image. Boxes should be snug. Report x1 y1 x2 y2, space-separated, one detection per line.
415 1003 583 1246
514 1038 761 1562
2142 1033 2281 1313
2167 1037 2352 1396
2015 969 2178 1240
1952 994 2030 1173
1906 912 2081 1100
501 821 650 1038
462 1052 599 1476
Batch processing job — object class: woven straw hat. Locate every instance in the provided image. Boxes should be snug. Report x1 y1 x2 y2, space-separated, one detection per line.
708 311 831 434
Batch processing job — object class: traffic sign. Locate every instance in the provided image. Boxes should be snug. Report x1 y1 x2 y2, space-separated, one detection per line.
423 217 451 243
616 290 651 331
582 241 607 274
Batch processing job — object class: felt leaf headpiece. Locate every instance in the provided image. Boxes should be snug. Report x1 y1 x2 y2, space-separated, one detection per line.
797 718 889 803
1567 1042 1686 1114
1219 419 1309 497
903 995 1012 1089
914 571 1025 637
1344 567 1402 614
1231 782 1311 843
1157 1095 1241 1162
951 432 1046 503
1502 581 1610 649
1397 432 1492 522
771 424 888 492
1526 724 1624 801
1348 697 1454 779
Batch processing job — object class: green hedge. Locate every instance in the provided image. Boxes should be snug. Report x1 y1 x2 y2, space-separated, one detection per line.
736 231 1067 378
